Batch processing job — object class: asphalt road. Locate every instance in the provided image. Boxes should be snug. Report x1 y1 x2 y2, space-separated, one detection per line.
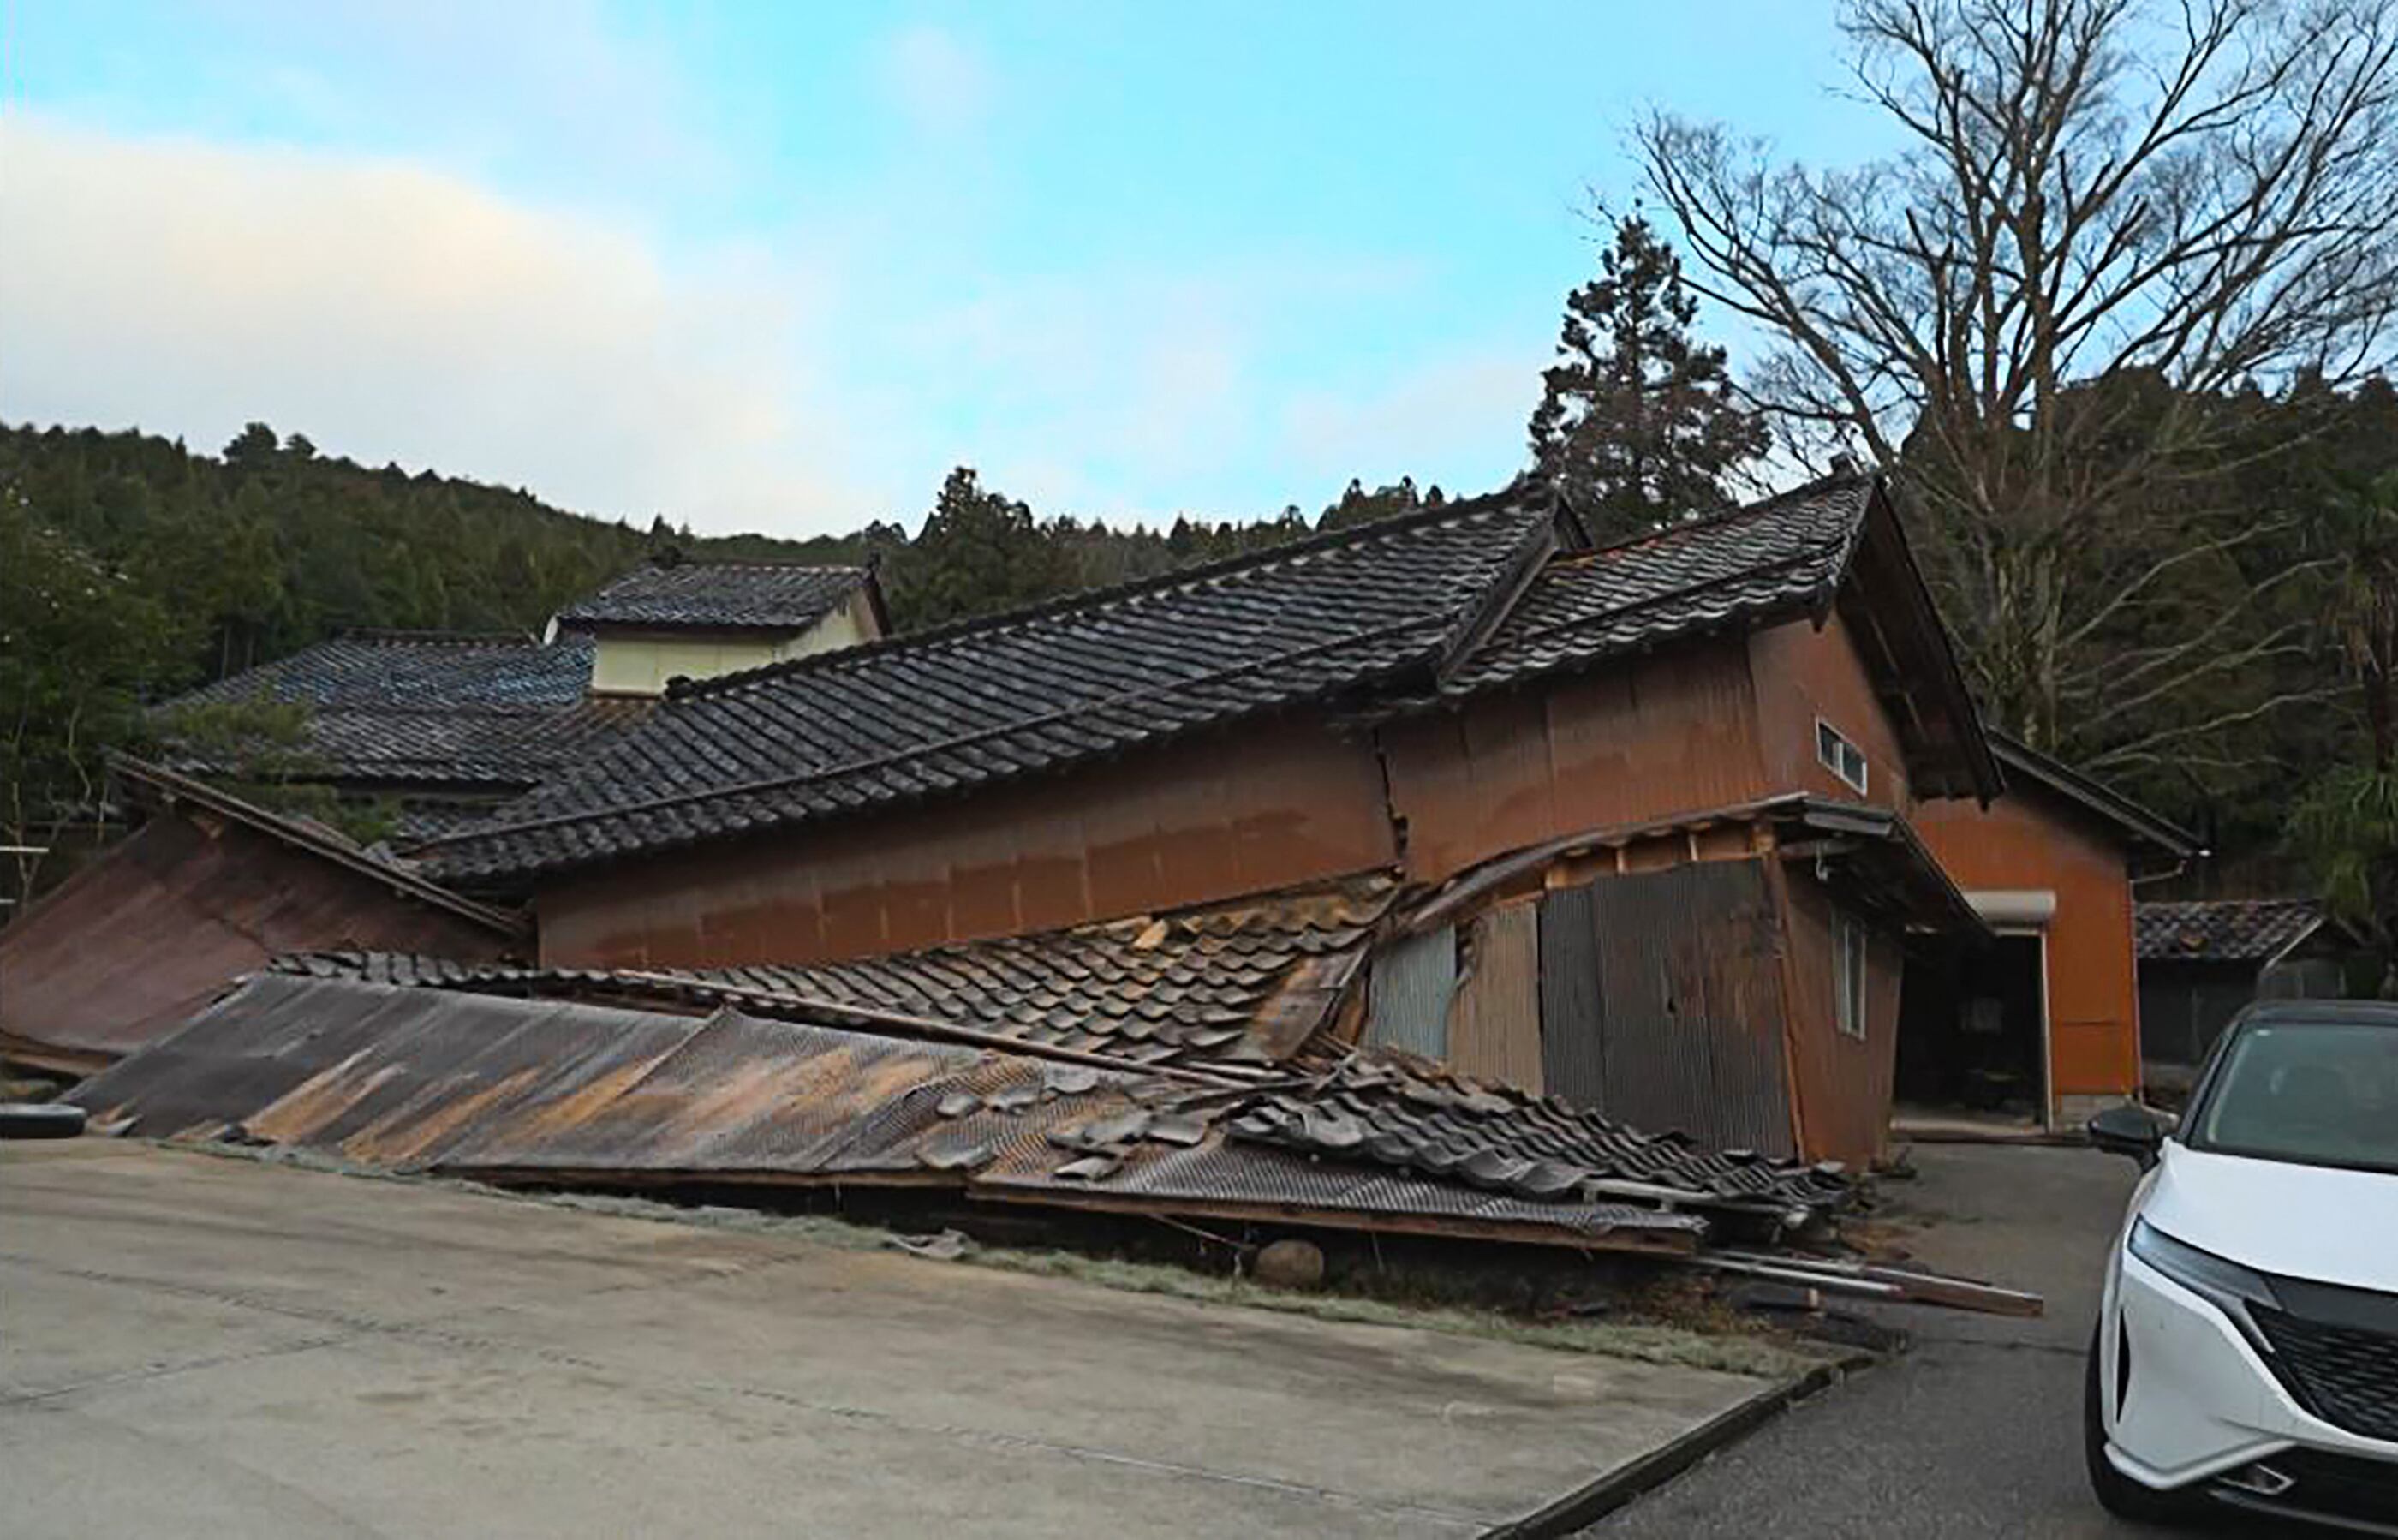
1587 1141 2300 1540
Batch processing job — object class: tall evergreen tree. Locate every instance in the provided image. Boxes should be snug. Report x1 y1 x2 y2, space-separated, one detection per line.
1527 216 1767 539
886 467 1076 630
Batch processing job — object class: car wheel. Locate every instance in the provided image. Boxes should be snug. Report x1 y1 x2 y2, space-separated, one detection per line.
2084 1323 2190 1525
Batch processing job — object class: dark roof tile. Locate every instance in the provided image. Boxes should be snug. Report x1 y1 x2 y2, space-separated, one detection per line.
1444 478 1867 694
157 632 649 789
277 874 1396 1071
2136 898 2325 964
557 563 871 630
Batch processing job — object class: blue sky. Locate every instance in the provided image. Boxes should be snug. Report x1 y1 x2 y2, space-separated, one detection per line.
0 2 1886 535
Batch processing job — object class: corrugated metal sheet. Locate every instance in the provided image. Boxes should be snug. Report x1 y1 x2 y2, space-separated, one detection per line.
1564 860 1793 1157
1538 884 1607 1109
71 974 1759 1254
1363 925 1454 1058
1447 903 1542 1092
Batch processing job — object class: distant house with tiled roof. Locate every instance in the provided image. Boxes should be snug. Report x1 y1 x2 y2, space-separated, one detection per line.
552 559 886 696
155 562 883 839
2135 897 2354 1081
413 473 2000 1167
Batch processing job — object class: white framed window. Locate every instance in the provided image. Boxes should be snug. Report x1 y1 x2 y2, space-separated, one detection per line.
1834 913 1870 1041
1816 719 1870 796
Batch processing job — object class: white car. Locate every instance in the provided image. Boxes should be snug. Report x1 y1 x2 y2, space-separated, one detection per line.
2085 1000 2398 1532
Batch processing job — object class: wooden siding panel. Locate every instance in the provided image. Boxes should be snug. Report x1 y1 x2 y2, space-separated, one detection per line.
1775 863 1903 1168
1383 637 1769 885
1749 613 1914 812
537 725 1399 969
1448 904 1543 1092
1914 785 2141 1096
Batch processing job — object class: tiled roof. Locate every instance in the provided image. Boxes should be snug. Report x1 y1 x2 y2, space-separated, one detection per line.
556 563 870 630
276 875 1396 1071
158 631 649 789
2136 898 2326 964
416 487 1558 880
1443 478 1866 694
170 630 589 712
1223 1053 1852 1207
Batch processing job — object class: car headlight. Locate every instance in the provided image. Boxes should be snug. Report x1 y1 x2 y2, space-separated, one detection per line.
2127 1219 2282 1351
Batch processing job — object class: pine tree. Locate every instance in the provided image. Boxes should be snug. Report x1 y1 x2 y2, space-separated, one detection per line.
1527 216 1767 539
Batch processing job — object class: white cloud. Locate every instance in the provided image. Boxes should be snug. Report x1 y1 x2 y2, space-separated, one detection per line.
0 114 870 534
1282 350 1540 492
877 25 994 140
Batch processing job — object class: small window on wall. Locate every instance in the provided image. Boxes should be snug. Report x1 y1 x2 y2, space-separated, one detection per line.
1834 914 1870 1041
1816 719 1869 795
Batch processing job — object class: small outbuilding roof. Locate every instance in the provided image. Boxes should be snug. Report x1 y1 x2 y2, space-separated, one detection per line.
555 562 875 632
2136 898 2328 965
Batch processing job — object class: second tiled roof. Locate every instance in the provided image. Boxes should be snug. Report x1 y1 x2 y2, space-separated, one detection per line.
557 562 872 630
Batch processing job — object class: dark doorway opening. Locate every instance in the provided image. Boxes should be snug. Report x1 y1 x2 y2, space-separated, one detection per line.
1896 934 2049 1126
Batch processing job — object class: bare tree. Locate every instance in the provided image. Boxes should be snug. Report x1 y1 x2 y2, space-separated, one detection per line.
1634 0 2398 758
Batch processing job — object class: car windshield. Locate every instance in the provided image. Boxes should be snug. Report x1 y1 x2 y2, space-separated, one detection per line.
2189 1022 2398 1173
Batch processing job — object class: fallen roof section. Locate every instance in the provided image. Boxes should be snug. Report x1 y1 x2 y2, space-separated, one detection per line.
277 874 1396 1073
73 971 1866 1252
0 761 522 1075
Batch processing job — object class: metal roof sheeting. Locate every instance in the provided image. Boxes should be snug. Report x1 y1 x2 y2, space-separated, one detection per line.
70 974 1764 1252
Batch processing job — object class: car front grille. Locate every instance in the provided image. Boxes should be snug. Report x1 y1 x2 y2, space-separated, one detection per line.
2256 1304 2398 1445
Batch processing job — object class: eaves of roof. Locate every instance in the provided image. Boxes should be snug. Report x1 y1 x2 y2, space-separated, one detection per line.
1987 732 2201 857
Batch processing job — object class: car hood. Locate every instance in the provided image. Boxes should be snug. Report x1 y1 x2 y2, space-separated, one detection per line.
2144 1142 2398 1291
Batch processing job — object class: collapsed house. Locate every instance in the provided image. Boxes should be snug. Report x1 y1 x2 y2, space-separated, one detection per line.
405 473 2000 1168
68 877 2037 1310
0 759 523 1076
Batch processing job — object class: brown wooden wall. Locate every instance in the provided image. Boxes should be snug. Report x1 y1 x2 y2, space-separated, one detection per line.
0 812 512 1071
538 725 1400 969
1773 861 1906 1170
535 615 1934 991
1913 786 2141 1098
1750 612 1914 812
1381 637 1770 885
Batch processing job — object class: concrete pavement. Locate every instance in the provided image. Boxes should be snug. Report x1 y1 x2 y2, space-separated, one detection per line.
2 1141 1781 1538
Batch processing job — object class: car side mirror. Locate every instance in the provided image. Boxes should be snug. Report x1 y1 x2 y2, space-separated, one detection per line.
2087 1104 2163 1170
